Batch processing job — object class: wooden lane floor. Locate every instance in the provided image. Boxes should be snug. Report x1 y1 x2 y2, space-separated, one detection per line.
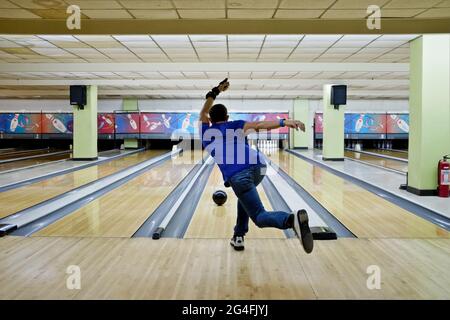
344 150 408 173
366 149 408 160
33 150 203 238
0 235 449 299
0 148 55 160
0 150 166 219
184 165 285 239
270 150 448 239
0 152 71 173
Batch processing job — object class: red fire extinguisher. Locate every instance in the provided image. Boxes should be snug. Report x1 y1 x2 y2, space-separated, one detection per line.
438 155 450 197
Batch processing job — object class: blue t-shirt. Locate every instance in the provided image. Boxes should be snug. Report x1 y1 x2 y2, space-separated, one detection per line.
201 120 265 183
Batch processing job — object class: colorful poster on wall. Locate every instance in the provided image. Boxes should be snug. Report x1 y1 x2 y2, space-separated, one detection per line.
387 114 409 134
345 113 386 134
42 113 73 134
229 113 289 134
0 113 41 134
98 113 115 134
314 113 323 133
115 113 140 134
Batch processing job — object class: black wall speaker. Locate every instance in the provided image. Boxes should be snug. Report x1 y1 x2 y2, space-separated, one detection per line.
331 85 347 109
70 85 87 108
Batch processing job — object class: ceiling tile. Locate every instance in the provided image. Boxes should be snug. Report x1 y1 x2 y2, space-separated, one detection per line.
189 35 226 41
173 0 225 9
436 0 450 7
119 0 173 9
228 0 278 8
0 0 19 8
321 9 368 18
280 0 334 9
382 9 425 17
228 9 275 18
114 35 152 41
178 9 225 18
0 8 40 18
275 10 323 18
9 0 66 9
66 1 123 9
121 41 158 48
129 9 178 19
384 0 441 8
331 0 389 9
83 10 133 19
415 8 450 18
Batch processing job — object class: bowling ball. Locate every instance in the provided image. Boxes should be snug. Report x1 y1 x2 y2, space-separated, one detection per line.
212 190 227 206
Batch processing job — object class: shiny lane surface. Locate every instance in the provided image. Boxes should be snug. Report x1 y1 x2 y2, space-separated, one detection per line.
270 150 448 239
0 150 166 219
0 152 71 172
34 150 203 237
366 149 408 160
345 150 408 172
185 165 285 239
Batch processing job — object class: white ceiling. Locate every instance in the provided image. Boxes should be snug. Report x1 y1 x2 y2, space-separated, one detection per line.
0 34 417 63
0 33 419 99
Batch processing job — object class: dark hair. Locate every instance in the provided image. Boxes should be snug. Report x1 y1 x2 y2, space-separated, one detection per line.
209 104 228 123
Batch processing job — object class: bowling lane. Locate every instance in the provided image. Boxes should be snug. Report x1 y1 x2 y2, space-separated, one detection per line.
184 165 285 239
0 148 17 154
271 150 448 239
0 150 166 219
345 150 408 173
34 150 203 237
0 148 57 160
0 152 71 172
365 149 408 160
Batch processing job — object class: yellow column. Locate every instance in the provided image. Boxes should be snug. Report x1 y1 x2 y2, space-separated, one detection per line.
408 35 450 195
322 84 345 161
122 98 139 149
73 85 97 160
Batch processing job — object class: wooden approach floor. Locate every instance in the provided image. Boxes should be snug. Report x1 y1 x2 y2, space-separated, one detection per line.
185 165 284 239
0 235 449 299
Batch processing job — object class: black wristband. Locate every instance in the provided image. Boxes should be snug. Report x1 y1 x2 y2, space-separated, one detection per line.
206 91 217 99
206 86 220 100
211 87 220 95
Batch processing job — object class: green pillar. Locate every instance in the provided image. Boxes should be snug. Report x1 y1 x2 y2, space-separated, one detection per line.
408 35 450 195
322 84 345 161
122 98 139 149
290 99 309 149
73 85 97 160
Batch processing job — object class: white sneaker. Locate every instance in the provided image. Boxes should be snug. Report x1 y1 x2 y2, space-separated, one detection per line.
230 236 245 251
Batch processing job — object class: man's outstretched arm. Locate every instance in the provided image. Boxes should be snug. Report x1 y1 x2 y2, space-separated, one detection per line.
243 119 305 134
200 78 230 124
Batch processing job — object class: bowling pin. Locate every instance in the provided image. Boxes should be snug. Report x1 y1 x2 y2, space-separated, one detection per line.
45 114 67 133
149 121 161 131
182 114 191 130
162 114 171 129
127 114 137 130
102 115 113 126
10 114 19 132
143 115 151 128
355 114 364 133
390 115 409 133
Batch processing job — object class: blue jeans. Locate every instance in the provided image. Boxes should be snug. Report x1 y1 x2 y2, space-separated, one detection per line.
228 165 291 237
